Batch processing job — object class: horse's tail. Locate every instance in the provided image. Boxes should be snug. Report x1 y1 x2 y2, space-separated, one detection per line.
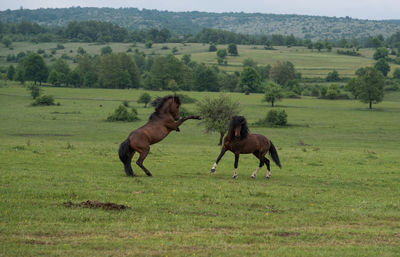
269 141 282 169
118 138 132 165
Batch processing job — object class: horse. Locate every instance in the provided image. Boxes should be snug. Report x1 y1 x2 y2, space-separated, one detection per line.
210 116 281 179
118 95 201 177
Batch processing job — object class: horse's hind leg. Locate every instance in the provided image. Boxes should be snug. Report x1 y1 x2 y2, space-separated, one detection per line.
136 148 152 177
264 157 271 178
251 158 265 179
124 151 136 176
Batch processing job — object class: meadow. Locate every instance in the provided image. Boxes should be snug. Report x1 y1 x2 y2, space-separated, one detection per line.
0 82 400 256
2 42 400 79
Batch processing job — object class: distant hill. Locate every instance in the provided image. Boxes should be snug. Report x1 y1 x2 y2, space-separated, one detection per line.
1 7 400 40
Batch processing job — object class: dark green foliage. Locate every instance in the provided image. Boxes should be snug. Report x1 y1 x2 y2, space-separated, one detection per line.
147 55 185 90
326 70 340 82
107 105 139 122
56 44 65 50
23 53 48 84
374 58 390 77
270 61 297 86
228 43 238 56
393 68 400 79
32 95 55 106
263 81 283 107
256 109 288 126
6 65 15 80
193 64 219 92
101 46 112 55
337 49 361 56
373 47 389 60
197 94 240 145
145 41 153 48
27 84 41 99
355 67 385 109
209 43 217 52
137 92 151 107
238 66 261 93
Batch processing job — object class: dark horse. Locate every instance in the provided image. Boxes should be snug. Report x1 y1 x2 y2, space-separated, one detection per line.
119 95 201 177
210 116 281 179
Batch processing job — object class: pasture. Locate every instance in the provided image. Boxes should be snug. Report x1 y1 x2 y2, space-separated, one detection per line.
0 83 400 256
2 42 400 78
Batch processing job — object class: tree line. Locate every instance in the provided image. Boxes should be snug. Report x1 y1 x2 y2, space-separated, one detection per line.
2 20 400 50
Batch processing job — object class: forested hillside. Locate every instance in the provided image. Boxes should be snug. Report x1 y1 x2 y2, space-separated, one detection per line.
1 7 400 40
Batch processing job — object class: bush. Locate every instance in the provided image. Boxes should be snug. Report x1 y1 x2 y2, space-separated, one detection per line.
256 109 288 126
107 105 139 122
32 95 55 106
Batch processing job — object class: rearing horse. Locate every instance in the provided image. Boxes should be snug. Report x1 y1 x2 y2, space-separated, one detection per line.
210 116 281 179
119 95 201 177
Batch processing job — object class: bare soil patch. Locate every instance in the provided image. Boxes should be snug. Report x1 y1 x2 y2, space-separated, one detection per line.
63 200 129 211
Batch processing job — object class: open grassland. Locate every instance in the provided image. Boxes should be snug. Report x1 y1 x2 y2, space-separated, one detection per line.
1 83 400 256
1 42 400 78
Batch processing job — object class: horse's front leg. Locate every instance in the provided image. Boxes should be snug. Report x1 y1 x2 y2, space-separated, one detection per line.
175 115 202 130
233 153 239 179
211 147 226 173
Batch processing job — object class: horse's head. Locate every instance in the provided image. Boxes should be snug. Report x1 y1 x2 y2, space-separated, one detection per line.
169 95 181 120
229 116 249 139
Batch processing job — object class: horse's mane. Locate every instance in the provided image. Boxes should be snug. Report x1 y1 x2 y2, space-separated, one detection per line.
228 116 249 140
148 95 181 121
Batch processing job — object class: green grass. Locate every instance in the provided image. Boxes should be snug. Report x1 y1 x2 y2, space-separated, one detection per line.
1 82 400 256
2 42 400 79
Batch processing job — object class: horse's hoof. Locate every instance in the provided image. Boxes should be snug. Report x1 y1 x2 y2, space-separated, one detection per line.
251 175 255 179
146 172 153 177
266 176 271 179
232 175 237 179
210 169 215 173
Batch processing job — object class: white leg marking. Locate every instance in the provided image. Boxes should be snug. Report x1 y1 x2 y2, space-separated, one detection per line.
266 169 271 178
211 163 217 173
232 168 238 179
251 167 260 178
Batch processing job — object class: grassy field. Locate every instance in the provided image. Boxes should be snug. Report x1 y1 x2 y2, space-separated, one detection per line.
2 42 400 79
0 82 400 256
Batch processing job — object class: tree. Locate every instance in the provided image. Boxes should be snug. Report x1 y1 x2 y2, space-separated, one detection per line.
228 43 238 56
217 49 227 59
373 47 389 60
270 61 297 86
355 67 384 109
197 94 240 145
314 42 324 52
326 70 340 82
374 58 390 77
393 68 400 79
101 46 112 55
238 66 261 93
27 84 41 99
242 58 257 68
138 92 152 107
193 64 219 92
23 53 48 85
263 81 283 107
209 43 217 52
2 36 12 48
6 65 15 80
147 55 184 90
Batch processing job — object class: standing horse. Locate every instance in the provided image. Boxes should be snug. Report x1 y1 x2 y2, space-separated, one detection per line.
210 116 281 179
119 95 201 177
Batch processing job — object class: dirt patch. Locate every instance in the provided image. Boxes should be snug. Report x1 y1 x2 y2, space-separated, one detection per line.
274 231 300 237
63 200 129 211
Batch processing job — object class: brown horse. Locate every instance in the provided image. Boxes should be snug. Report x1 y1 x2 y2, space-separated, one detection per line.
119 95 201 177
210 116 281 179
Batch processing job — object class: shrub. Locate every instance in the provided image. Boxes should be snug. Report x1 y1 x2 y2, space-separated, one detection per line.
107 105 139 122
256 109 288 126
32 95 55 106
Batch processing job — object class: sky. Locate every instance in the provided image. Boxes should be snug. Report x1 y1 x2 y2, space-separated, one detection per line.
0 0 399 20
